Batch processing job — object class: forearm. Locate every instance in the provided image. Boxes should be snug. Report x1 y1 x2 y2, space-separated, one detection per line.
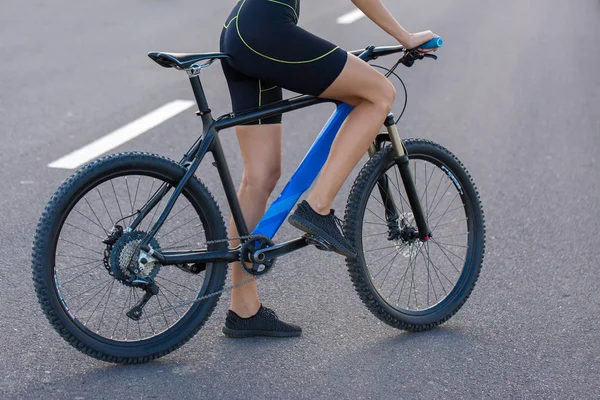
351 0 410 45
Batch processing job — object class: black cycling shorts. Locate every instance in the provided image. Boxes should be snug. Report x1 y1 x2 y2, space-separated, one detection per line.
219 0 348 124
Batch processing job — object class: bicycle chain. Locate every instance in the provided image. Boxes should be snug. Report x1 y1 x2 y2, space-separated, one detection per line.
144 234 267 318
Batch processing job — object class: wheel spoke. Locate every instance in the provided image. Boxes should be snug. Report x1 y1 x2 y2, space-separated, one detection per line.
430 232 468 240
425 182 454 222
96 188 115 227
397 245 419 305
155 293 170 327
421 242 438 306
161 230 203 250
417 246 454 289
159 290 181 318
132 177 142 215
58 238 103 256
145 189 168 232
55 259 103 271
110 180 125 222
364 221 391 227
367 248 399 269
434 241 468 249
426 172 446 220
420 161 435 214
97 279 116 332
429 202 464 232
156 217 199 241
364 245 401 253
160 284 189 305
155 275 197 293
374 250 399 283
368 187 405 225
60 265 103 285
63 222 105 240
365 206 389 225
408 245 418 309
162 203 192 227
72 279 114 315
84 198 109 235
132 289 143 339
362 231 389 239
86 279 114 326
387 171 414 215
432 218 468 229
72 208 106 234
430 239 465 271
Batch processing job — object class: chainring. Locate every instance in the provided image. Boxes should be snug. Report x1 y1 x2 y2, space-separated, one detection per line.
240 235 275 276
109 231 161 286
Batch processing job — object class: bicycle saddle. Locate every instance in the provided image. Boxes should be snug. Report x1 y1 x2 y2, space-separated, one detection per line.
148 52 230 70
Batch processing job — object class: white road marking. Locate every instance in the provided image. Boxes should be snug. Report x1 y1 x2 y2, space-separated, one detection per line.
48 100 195 170
337 9 365 24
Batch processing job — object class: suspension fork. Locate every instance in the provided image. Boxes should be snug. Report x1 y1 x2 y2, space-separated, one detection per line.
369 141 401 239
370 115 431 240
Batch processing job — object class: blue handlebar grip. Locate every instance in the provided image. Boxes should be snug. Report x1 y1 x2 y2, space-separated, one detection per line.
418 37 443 50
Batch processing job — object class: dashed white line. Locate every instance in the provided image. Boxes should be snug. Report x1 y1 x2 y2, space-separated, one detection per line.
337 9 365 25
48 100 195 170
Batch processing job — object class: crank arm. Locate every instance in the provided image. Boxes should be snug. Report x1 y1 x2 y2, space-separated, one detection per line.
126 278 159 321
252 237 309 263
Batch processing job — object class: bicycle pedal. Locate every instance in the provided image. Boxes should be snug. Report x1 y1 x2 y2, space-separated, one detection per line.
304 234 335 252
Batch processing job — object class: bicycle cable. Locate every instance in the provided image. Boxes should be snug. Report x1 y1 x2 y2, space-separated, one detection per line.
371 63 408 124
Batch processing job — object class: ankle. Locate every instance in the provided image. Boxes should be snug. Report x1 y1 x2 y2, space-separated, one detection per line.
229 301 260 318
305 198 330 216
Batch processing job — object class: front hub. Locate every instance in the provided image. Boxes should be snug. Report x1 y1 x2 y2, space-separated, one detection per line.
400 226 419 244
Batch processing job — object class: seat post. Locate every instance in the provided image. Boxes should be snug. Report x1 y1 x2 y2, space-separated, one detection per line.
189 75 211 116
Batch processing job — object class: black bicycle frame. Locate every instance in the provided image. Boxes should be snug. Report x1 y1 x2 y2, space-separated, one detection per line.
127 45 431 267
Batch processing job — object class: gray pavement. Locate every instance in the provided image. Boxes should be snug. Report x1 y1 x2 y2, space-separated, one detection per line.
0 0 599 398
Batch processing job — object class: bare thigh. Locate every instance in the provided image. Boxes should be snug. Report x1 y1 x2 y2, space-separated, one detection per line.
320 54 396 106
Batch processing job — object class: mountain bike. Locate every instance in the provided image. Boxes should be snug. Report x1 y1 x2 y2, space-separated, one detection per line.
32 39 485 363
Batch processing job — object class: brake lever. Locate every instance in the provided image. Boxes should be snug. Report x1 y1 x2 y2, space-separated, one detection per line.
400 50 438 67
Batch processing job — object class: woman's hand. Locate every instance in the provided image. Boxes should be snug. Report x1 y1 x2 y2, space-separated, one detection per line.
402 30 439 52
351 0 439 52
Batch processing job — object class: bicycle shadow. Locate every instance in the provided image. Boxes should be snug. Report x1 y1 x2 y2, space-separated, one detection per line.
7 322 481 399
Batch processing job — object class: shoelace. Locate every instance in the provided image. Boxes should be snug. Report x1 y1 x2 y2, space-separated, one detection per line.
331 213 348 239
262 306 279 320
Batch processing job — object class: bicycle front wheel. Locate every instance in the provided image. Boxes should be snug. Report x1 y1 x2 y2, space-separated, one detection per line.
344 140 485 331
32 152 228 363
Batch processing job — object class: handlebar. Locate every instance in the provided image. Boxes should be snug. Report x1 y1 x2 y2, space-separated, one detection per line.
350 36 442 65
418 37 444 50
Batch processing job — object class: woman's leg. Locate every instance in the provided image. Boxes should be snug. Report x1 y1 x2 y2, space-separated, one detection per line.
228 124 282 318
306 54 396 214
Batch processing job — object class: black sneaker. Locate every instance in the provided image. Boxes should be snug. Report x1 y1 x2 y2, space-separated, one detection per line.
222 305 302 338
288 200 356 257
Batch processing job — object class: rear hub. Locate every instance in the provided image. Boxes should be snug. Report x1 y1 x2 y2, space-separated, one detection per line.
109 231 161 286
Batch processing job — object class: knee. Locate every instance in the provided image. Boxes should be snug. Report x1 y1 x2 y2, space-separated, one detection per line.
241 165 281 195
377 79 396 114
363 77 395 115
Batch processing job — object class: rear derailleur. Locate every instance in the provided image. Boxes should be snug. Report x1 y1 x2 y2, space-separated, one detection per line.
126 276 159 321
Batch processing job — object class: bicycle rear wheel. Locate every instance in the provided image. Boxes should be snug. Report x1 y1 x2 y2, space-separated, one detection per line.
32 152 228 363
344 140 485 331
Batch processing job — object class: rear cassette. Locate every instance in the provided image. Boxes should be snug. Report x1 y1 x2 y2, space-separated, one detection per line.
109 231 161 285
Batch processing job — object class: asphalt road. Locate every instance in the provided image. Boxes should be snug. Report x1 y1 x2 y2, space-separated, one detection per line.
1 0 599 399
